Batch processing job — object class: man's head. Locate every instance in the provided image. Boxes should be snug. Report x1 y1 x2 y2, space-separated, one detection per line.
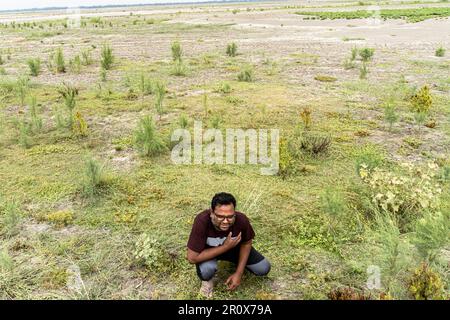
210 192 237 231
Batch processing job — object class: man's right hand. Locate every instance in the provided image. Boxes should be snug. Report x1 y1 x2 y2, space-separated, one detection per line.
223 232 241 249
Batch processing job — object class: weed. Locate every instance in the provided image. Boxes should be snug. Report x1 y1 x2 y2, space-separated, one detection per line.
100 43 114 70
134 115 167 157
27 58 41 76
226 42 238 57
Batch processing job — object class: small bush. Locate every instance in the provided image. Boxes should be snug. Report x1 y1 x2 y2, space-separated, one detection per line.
58 83 78 112
154 81 166 119
278 138 295 178
410 85 432 114
351 46 358 61
435 46 445 57
27 58 41 76
72 111 88 137
178 113 189 128
359 162 442 229
237 65 254 82
16 76 29 107
314 75 337 82
359 47 374 62
133 234 170 271
413 210 449 262
359 63 368 79
218 82 232 94
408 263 445 300
300 132 332 156
81 48 93 65
383 100 398 131
299 107 312 130
328 287 371 300
29 96 43 134
45 210 74 227
354 144 385 174
226 42 237 57
171 41 182 62
55 47 65 73
134 115 167 157
170 59 187 76
82 156 105 197
100 43 114 70
69 55 82 74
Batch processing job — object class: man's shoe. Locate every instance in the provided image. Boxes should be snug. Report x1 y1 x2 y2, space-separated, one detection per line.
199 279 214 298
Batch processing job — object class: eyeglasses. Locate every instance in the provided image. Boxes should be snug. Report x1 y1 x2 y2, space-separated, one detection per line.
213 212 236 222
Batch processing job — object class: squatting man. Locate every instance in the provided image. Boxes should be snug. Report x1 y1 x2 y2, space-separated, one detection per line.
186 192 271 297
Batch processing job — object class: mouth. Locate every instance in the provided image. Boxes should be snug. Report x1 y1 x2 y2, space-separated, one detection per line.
219 224 230 230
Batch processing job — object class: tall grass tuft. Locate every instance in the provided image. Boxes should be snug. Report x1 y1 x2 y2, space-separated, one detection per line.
171 41 182 62
100 43 114 70
134 115 167 157
27 58 41 76
55 47 65 73
154 81 166 119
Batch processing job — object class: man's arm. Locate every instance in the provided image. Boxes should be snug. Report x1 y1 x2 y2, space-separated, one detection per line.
187 232 242 264
225 239 252 290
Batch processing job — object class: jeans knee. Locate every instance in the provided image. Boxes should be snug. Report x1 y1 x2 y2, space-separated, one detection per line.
197 260 217 281
247 258 271 276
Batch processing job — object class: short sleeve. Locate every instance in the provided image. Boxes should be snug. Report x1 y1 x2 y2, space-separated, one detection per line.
187 215 207 253
241 215 255 243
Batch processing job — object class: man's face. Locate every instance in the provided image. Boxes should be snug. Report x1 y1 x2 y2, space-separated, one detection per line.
210 204 236 231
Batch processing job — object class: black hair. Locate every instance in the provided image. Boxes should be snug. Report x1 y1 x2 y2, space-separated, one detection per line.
211 192 236 211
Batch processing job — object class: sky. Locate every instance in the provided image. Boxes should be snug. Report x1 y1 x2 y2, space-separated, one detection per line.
0 0 229 11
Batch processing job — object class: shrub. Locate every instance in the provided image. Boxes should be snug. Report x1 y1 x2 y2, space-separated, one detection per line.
100 43 114 70
413 210 449 262
226 42 237 57
72 111 88 137
171 41 182 62
435 46 445 57
410 85 432 114
58 83 78 112
359 162 442 229
351 46 358 61
408 263 445 300
81 48 93 65
218 82 231 94
134 115 166 157
359 63 368 79
69 55 82 74
237 65 254 82
170 59 187 76
359 47 374 62
383 100 398 131
82 156 105 197
29 96 43 134
343 58 356 70
314 75 337 82
45 210 73 227
299 107 312 130
54 47 65 73
16 76 29 107
300 132 332 156
133 234 169 271
27 58 41 76
354 144 385 174
178 113 189 128
154 81 166 119
278 138 295 178
328 287 371 300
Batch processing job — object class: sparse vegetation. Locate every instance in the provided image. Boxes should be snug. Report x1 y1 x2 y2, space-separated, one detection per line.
100 43 114 70
237 65 254 82
226 42 238 57
27 58 41 76
134 115 167 157
435 46 445 57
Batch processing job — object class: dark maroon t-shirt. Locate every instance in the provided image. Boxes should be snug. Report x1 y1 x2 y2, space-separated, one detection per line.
187 209 255 253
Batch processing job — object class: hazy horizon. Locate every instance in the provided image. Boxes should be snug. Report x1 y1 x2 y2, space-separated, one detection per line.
0 0 248 12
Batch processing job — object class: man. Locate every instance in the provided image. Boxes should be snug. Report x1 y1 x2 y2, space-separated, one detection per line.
186 192 271 298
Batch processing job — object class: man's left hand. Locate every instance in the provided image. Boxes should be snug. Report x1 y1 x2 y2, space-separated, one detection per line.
225 273 242 290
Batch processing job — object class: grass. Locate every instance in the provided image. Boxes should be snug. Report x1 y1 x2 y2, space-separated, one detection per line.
100 43 114 70
0 4 449 301
296 7 450 22
27 58 41 76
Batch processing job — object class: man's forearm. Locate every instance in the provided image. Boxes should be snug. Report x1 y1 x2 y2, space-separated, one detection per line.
235 242 252 275
192 245 229 264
